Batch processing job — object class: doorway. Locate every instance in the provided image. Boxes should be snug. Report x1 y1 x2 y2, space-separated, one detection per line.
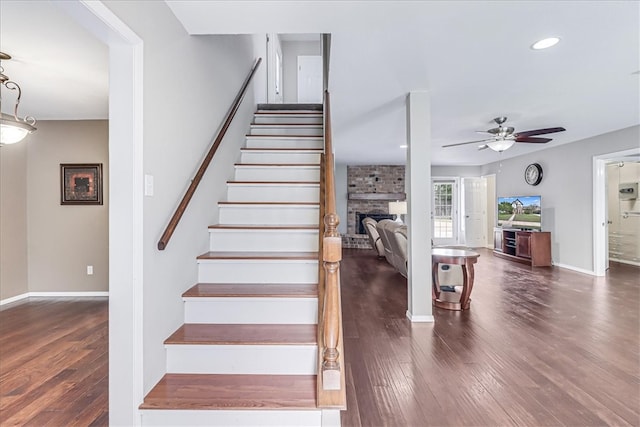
432 179 458 246
593 147 640 276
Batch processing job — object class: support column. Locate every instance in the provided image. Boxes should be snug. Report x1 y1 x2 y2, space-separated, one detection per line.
406 91 434 322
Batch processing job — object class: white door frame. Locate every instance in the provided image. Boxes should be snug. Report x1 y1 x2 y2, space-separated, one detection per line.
58 1 144 425
593 147 640 276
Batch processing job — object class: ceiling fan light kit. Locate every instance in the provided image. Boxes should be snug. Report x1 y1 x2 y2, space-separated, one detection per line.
442 116 566 153
0 52 37 146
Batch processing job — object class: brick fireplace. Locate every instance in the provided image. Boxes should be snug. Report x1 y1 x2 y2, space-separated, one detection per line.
342 165 405 249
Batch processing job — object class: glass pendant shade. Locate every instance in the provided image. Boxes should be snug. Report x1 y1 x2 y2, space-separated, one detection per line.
0 113 36 145
486 139 516 152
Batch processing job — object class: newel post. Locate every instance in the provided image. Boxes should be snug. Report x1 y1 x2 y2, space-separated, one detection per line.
322 212 342 390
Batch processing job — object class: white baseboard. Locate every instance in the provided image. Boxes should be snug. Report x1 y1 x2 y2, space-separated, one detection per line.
405 311 435 323
1 291 109 306
552 263 596 276
0 293 30 306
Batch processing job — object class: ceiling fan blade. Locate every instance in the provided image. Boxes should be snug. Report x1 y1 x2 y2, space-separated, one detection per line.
514 127 566 138
515 136 552 143
442 138 493 148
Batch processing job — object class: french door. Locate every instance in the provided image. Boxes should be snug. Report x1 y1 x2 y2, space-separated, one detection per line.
432 179 458 246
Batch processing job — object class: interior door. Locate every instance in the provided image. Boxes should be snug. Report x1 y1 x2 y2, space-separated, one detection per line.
297 55 323 103
432 180 457 246
463 177 487 248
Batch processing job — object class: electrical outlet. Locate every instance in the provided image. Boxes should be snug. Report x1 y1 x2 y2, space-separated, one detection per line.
87 265 94 275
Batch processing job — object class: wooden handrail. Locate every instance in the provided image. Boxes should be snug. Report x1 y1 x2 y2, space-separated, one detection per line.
157 58 262 250
317 90 347 409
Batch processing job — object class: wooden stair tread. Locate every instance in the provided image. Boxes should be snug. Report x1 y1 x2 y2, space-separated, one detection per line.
251 123 322 126
246 134 322 137
140 373 317 410
218 201 319 205
197 251 318 260
241 147 323 151
183 283 318 298
227 180 319 184
208 224 318 230
165 324 317 345
255 111 322 115
235 163 320 167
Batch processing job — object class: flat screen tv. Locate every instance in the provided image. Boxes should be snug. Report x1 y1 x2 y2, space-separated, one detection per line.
497 195 541 230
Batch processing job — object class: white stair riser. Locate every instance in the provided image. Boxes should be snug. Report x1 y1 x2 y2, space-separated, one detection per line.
209 229 318 252
240 151 321 164
254 115 323 124
234 166 320 181
227 184 319 203
245 136 324 149
166 344 317 375
250 125 322 136
219 205 319 225
198 260 318 284
140 409 333 427
184 297 318 324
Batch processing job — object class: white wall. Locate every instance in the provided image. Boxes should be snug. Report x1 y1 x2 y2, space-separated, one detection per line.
281 40 321 103
335 163 348 235
104 0 258 401
481 125 640 272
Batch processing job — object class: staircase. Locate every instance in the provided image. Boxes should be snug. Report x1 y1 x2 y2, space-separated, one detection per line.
140 105 341 426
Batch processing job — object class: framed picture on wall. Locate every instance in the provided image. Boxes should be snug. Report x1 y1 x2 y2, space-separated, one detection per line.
60 163 103 205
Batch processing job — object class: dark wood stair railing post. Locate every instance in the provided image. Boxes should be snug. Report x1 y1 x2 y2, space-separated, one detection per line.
157 57 262 250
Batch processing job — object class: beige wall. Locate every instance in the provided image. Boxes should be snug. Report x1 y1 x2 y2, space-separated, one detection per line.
0 120 109 301
0 142 29 301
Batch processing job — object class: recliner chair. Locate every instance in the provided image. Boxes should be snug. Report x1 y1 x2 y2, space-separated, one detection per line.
362 217 385 257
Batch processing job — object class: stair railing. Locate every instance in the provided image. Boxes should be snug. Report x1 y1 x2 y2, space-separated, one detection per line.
317 90 347 409
157 57 262 250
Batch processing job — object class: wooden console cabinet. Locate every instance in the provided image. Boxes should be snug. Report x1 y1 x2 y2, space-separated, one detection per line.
493 228 552 267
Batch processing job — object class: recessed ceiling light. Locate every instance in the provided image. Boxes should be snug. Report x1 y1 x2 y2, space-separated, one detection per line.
531 37 560 50
400 144 408 148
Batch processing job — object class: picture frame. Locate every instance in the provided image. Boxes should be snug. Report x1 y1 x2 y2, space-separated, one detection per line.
60 163 103 205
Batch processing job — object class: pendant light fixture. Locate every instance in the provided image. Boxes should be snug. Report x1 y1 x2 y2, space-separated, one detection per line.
1 52 37 146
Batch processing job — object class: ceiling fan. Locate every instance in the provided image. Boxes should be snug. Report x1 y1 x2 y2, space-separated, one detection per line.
443 117 566 152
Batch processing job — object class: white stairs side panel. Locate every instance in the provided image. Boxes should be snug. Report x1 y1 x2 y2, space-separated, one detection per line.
184 297 318 324
218 203 319 225
227 182 319 203
197 259 318 284
165 344 318 375
234 164 320 181
209 227 318 252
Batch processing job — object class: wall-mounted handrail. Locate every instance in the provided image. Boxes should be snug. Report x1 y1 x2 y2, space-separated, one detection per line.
317 89 347 409
157 58 262 250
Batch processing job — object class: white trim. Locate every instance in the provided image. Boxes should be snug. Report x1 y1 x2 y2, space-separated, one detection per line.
29 291 109 297
0 293 29 306
406 310 435 323
552 263 597 276
1 292 109 306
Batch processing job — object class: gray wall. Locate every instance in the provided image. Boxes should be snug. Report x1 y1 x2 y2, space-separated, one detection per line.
0 120 109 302
481 125 640 272
282 40 321 103
105 0 258 396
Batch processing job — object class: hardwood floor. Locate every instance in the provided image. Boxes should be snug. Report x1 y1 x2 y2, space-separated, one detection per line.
340 248 640 427
1 251 637 426
0 298 108 426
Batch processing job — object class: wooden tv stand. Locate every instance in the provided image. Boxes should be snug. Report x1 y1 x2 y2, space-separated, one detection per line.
493 228 552 267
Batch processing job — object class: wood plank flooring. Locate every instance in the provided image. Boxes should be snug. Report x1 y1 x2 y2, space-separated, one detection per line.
340 248 640 427
0 298 108 426
1 250 638 426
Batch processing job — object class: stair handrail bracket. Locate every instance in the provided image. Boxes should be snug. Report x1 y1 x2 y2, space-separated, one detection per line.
318 90 347 408
157 58 262 250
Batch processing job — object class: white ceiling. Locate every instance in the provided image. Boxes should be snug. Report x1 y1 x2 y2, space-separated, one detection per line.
1 1 638 167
